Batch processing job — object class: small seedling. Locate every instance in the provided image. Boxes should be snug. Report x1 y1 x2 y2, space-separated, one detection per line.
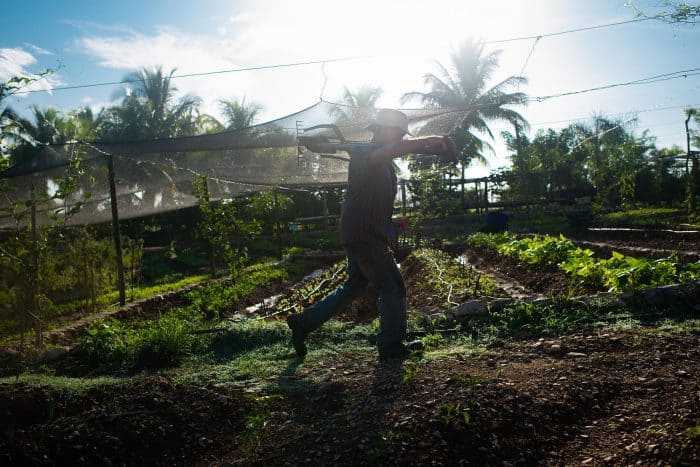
439 402 470 425
686 425 700 441
402 363 420 383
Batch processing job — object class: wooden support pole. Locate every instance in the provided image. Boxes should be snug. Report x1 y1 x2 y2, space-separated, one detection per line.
273 189 280 237
200 177 216 276
30 182 42 347
107 155 126 306
401 179 407 216
484 180 489 213
321 189 329 229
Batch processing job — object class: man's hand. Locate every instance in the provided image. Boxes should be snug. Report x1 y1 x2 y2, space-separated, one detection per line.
370 135 457 165
439 136 457 163
423 136 457 163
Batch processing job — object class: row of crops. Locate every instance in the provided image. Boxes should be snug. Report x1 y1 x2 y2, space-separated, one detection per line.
467 232 700 292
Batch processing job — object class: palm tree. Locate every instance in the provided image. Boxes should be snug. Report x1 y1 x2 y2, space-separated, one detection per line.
218 96 261 130
330 85 382 125
401 38 529 166
9 106 74 166
101 66 201 141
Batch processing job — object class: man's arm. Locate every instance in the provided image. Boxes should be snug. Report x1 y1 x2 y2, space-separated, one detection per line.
370 136 457 165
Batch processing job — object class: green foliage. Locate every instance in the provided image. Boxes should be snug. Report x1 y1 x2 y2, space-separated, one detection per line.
192 175 261 277
402 362 421 383
239 393 282 455
210 320 289 358
245 190 294 234
133 314 204 369
409 167 462 217
421 333 445 350
404 248 499 305
497 234 574 265
466 232 510 250
598 208 689 229
440 402 471 425
187 260 288 319
686 425 700 441
470 232 700 292
77 313 206 371
79 319 135 366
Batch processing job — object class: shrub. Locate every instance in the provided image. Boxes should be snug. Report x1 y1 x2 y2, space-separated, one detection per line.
132 315 203 369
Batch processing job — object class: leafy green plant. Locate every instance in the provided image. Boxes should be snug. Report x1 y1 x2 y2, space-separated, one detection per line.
402 362 421 383
192 175 261 278
440 402 470 425
132 315 204 369
239 394 283 455
421 333 445 350
686 425 700 441
470 232 700 292
78 319 135 366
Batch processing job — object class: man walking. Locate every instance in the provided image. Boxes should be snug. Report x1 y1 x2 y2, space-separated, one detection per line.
287 109 456 359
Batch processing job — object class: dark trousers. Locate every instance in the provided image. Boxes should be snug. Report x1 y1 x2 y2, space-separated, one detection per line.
297 241 407 352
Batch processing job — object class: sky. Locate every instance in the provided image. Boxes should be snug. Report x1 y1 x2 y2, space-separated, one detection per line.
1 0 699 177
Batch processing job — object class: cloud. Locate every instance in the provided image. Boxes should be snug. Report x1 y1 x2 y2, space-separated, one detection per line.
74 25 326 120
0 47 63 95
23 43 53 56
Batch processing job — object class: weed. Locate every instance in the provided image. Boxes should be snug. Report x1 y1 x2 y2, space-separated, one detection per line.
439 402 470 425
341 389 358 408
686 425 700 441
238 393 283 455
378 430 407 442
421 333 445 350
402 363 421 383
210 320 289 358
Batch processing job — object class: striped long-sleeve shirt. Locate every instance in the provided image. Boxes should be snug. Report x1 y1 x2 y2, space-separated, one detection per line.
339 147 398 247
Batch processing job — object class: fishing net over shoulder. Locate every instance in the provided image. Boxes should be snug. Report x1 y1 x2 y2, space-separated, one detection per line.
0 101 471 229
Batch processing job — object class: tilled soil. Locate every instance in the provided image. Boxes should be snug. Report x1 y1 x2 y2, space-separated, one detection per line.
2 327 699 466
242 328 700 466
571 230 700 260
1 378 252 466
462 246 603 297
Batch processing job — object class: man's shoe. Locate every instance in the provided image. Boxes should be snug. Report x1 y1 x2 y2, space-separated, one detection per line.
406 339 425 351
286 313 308 358
378 345 409 360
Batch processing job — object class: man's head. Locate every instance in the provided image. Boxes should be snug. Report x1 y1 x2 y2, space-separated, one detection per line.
368 109 411 144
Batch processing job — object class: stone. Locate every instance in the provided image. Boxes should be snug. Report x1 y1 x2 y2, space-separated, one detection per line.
531 298 554 307
620 291 639 304
426 312 456 326
488 298 514 313
454 300 487 318
566 352 587 358
40 346 70 363
643 288 665 307
0 348 18 360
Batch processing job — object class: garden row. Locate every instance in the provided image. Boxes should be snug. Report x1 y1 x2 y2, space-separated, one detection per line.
467 232 700 292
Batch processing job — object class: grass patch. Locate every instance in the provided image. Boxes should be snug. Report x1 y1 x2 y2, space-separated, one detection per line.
686 425 700 441
403 248 501 304
598 207 689 229
0 373 125 391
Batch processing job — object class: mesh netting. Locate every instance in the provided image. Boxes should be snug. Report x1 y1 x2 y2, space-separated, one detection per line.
0 101 471 228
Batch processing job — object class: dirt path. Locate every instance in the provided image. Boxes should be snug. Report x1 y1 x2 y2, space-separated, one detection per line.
457 253 540 300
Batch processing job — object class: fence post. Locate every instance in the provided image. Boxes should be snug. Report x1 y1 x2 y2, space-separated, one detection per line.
321 189 329 229
107 155 126 306
401 179 407 216
30 182 42 347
